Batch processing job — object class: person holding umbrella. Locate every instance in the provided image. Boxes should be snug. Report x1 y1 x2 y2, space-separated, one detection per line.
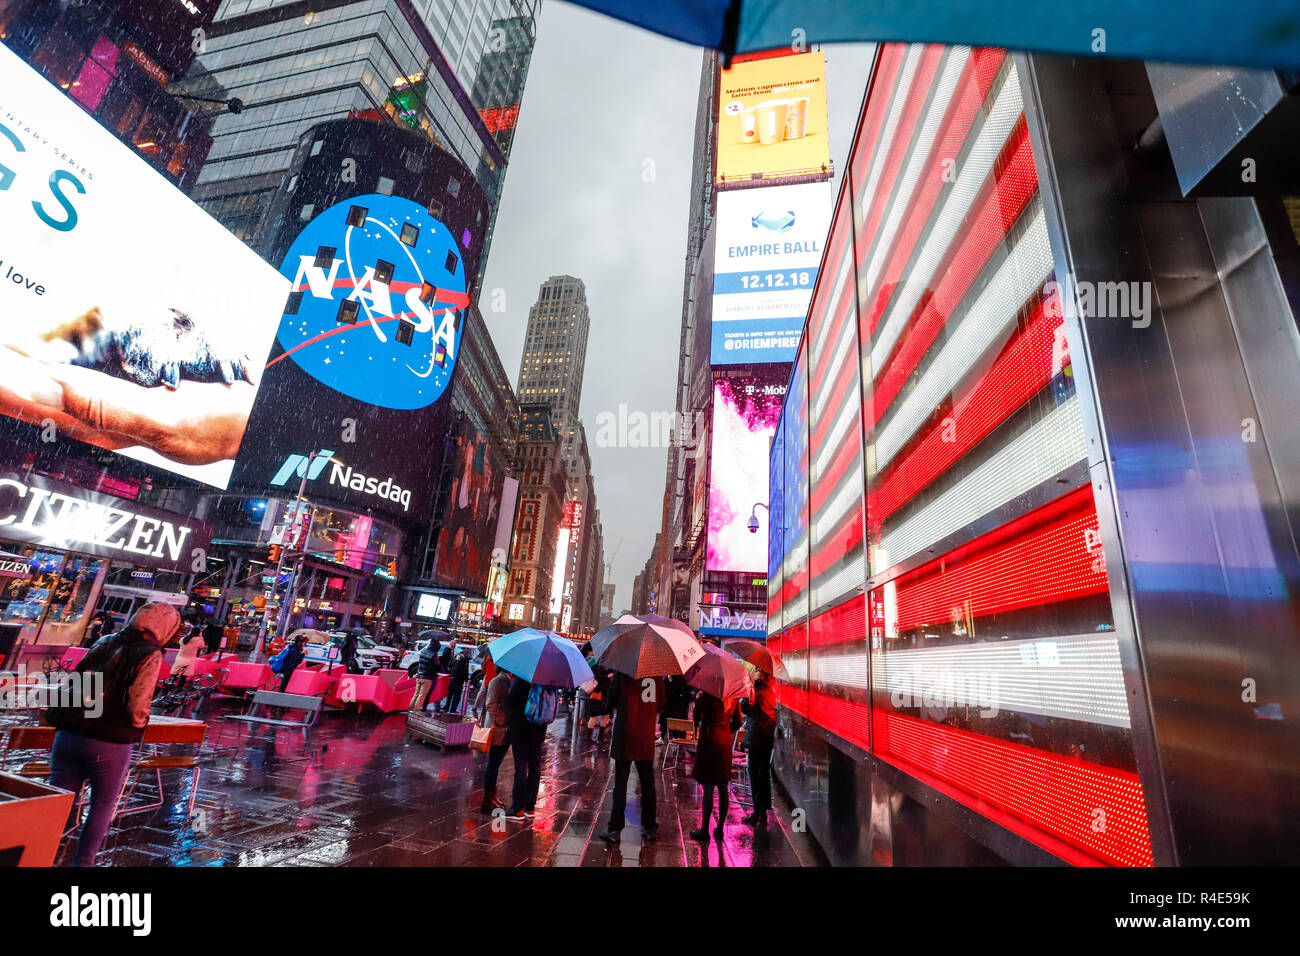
487 628 594 822
682 644 752 841
598 670 665 843
479 665 513 814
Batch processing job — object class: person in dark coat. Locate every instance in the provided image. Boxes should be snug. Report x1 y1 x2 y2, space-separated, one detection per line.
339 631 360 674
442 649 470 714
503 676 547 820
201 615 225 654
410 639 442 712
690 691 741 841
741 673 778 826
438 642 453 674
278 632 308 691
660 675 691 741
599 673 665 843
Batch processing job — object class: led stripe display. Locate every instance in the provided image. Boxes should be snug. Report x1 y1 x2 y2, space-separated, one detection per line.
869 120 1038 426
808 688 872 752
858 47 971 297
876 633 1129 726
890 486 1107 629
855 46 946 283
867 63 1025 357
850 44 907 187
874 395 1086 573
853 46 925 235
873 205 1052 471
870 291 1065 524
875 710 1153 867
859 49 1006 332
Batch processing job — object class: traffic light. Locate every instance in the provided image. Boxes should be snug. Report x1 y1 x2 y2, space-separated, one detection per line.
268 545 282 563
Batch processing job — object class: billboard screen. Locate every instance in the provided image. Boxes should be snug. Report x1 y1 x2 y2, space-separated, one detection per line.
0 43 288 488
716 52 829 185
706 367 789 573
432 417 506 595
229 192 471 521
711 181 833 365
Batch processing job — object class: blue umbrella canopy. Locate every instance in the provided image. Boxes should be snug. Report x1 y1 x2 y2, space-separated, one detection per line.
488 628 595 689
563 0 1300 69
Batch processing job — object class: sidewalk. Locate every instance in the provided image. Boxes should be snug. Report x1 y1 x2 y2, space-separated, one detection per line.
22 700 824 867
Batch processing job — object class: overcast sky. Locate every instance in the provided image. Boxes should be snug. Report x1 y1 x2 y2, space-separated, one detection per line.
481 2 875 611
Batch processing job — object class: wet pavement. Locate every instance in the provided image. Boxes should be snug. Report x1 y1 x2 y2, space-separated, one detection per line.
5 699 825 867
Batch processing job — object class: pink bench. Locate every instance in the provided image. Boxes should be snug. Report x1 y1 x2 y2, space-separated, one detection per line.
284 663 342 698
218 661 276 695
326 668 417 713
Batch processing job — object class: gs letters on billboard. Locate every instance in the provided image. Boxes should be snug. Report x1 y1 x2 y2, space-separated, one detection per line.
0 43 288 488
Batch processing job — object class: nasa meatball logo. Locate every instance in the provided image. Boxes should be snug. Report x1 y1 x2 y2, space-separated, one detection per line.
274 194 468 410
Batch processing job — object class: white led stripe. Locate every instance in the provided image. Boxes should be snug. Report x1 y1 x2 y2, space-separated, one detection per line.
868 64 1025 376
860 47 971 299
812 395 858 478
811 652 872 690
873 634 1131 727
873 206 1051 471
874 395 1085 574
782 655 809 684
813 463 862 544
812 250 856 420
811 562 865 610
856 45 924 233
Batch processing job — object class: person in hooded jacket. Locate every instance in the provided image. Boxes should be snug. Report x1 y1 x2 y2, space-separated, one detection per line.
741 672 778 827
410 639 443 712
277 632 308 691
599 672 664 843
46 602 181 866
442 649 470 714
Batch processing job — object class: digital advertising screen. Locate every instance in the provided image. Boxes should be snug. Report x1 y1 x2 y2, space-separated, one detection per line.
0 42 289 489
716 51 829 185
706 366 790 573
229 192 472 521
711 181 834 365
432 418 505 596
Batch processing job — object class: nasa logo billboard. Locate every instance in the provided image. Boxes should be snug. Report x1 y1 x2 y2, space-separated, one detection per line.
275 194 467 409
232 194 471 522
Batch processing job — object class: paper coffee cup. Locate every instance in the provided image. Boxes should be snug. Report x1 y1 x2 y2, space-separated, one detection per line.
756 100 790 145
738 109 757 144
784 97 809 140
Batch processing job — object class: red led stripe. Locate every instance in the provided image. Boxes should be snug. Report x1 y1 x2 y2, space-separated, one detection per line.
809 195 855 394
892 487 1108 631
875 710 1152 866
869 289 1065 524
808 689 871 752
855 46 944 286
868 117 1037 428
809 505 865 582
859 48 1006 339
807 596 865 648
810 335 860 451
811 422 860 514
850 44 907 187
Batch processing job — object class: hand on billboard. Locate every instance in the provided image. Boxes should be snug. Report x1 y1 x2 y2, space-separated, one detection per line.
0 345 119 449
44 364 255 465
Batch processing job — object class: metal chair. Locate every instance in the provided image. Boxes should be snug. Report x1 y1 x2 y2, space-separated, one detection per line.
1 725 56 777
117 753 201 820
662 717 696 771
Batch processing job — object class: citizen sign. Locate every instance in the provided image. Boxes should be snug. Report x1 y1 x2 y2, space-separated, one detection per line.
0 473 210 571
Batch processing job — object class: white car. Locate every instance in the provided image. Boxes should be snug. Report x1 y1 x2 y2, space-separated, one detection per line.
303 633 400 673
399 639 482 677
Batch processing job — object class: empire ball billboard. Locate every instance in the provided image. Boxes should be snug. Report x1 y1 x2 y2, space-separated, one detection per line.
711 180 834 365
0 41 289 489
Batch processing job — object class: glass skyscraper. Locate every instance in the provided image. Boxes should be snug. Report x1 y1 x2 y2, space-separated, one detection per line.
184 0 538 244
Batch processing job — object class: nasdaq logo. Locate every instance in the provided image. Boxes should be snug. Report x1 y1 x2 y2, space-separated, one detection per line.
270 449 335 487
